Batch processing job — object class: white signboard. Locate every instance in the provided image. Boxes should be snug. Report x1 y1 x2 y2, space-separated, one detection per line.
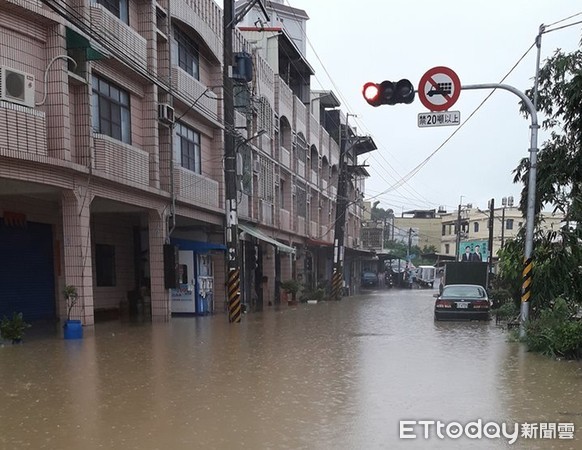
418 111 461 128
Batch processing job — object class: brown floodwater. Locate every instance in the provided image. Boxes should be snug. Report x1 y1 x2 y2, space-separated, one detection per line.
1 288 580 449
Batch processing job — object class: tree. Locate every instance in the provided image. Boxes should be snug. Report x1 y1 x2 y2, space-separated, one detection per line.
501 40 582 312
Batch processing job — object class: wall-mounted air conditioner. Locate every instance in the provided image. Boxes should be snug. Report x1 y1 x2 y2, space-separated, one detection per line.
158 103 175 125
0 66 35 108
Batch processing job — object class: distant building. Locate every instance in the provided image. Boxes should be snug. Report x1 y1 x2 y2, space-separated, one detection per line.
440 206 564 261
393 210 442 251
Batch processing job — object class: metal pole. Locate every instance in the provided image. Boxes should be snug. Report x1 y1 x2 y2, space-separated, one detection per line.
455 203 462 261
223 0 241 323
487 198 495 288
461 83 538 337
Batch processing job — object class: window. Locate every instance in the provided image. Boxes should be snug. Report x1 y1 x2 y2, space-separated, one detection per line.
279 180 285 209
445 244 450 254
506 219 514 230
174 122 201 173
442 224 446 236
173 26 199 79
92 75 131 144
474 222 479 233
96 0 129 24
95 244 116 287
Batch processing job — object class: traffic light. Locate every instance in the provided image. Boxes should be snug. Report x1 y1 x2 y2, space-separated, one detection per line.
362 79 415 106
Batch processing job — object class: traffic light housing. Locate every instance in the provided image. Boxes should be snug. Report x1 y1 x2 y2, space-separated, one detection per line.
362 79 415 107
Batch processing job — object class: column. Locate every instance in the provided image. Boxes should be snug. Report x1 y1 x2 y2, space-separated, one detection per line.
62 188 94 325
148 209 171 321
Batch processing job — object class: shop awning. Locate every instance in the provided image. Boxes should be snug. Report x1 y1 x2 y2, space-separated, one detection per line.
66 27 109 61
170 238 226 252
239 223 295 254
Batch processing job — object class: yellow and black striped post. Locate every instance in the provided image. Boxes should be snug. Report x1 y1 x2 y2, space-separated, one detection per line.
521 257 533 304
331 269 343 301
228 268 241 323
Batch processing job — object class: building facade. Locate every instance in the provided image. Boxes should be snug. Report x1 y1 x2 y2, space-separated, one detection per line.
0 0 372 325
440 206 563 262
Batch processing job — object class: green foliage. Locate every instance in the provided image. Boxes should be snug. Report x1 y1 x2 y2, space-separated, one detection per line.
63 285 78 320
493 301 520 321
280 279 301 295
0 312 31 342
524 298 582 359
300 286 325 302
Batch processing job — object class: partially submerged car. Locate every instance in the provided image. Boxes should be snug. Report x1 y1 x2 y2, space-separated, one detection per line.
434 284 490 321
361 271 378 287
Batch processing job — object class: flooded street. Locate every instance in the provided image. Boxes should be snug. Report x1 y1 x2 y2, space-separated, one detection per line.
1 288 581 449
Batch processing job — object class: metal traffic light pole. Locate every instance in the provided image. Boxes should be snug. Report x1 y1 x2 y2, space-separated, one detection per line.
460 83 538 338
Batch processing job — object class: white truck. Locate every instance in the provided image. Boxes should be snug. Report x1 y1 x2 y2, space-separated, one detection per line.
416 265 436 288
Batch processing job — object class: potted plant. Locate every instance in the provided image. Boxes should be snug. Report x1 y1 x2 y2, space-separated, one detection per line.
0 312 31 344
280 279 302 304
63 284 83 340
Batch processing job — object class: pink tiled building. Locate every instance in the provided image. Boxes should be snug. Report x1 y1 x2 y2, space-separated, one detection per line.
0 0 373 327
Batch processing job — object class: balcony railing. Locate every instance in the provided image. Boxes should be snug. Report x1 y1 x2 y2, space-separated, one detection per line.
280 146 290 169
173 167 219 208
279 209 291 231
260 200 273 226
94 134 149 186
0 102 47 156
172 67 219 120
90 4 147 71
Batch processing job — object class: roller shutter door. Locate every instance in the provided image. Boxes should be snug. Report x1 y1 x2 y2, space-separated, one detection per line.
0 221 56 322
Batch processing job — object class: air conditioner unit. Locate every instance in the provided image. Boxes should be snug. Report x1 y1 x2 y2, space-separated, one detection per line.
158 103 175 125
0 66 35 108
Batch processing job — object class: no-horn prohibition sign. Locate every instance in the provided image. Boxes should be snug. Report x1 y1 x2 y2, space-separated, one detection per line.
418 66 461 112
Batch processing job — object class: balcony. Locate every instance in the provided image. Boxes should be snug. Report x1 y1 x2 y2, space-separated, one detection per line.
310 169 317 185
94 134 149 186
170 0 222 60
297 160 305 179
279 209 291 231
276 77 293 122
173 167 219 209
310 220 318 238
172 67 219 120
90 4 147 71
294 97 307 137
0 102 47 157
280 146 290 169
296 216 306 235
260 199 273 226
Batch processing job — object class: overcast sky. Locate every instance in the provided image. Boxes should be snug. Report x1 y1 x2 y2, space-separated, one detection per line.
223 1 582 214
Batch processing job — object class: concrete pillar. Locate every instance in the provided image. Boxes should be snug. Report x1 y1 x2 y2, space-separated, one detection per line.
148 209 171 321
62 188 94 325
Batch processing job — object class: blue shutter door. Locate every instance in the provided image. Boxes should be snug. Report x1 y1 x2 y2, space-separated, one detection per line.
0 221 56 322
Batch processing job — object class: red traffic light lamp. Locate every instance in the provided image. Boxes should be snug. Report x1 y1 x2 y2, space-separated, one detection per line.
362 79 415 106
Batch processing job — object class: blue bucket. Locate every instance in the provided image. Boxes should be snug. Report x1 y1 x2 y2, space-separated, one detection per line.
64 320 83 340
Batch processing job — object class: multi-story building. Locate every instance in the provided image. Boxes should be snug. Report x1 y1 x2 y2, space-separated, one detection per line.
0 0 372 326
440 205 563 262
393 209 442 251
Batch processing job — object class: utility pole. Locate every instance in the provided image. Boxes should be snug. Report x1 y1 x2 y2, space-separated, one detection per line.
222 0 269 323
331 116 351 301
223 0 241 323
407 227 412 262
487 198 495 288
455 202 462 261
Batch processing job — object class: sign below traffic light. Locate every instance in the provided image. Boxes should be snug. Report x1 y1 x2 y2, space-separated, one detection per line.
362 79 415 107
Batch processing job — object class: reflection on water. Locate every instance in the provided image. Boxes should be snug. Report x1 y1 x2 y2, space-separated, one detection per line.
0 289 580 449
